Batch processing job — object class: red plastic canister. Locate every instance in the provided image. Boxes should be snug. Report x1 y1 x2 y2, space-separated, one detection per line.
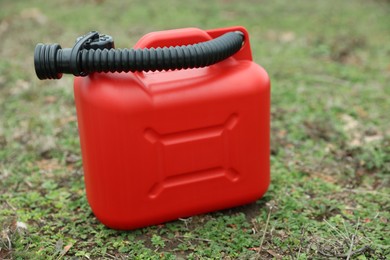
73 26 270 229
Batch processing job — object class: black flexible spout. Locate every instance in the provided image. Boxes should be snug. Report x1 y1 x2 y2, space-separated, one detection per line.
34 31 244 80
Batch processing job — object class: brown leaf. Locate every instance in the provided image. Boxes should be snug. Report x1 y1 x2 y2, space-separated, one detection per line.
266 249 283 259
280 31 295 43
312 172 337 184
58 243 73 259
44 95 57 104
36 159 61 172
60 116 77 125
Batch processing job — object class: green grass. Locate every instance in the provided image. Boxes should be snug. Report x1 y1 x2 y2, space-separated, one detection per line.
1 0 389 259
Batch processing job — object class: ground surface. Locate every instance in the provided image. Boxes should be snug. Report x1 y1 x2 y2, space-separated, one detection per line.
0 0 389 259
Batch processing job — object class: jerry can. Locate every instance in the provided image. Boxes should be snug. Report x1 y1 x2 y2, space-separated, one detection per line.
34 26 270 230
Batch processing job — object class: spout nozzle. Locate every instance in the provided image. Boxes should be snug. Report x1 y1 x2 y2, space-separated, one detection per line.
34 43 63 80
34 31 245 80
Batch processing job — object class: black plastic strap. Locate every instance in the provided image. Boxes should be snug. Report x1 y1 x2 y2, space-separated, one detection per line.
69 31 99 76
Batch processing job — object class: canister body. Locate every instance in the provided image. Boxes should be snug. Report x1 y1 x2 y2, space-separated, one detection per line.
74 27 270 229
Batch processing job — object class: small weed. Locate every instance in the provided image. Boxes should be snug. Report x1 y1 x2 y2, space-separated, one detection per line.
151 235 166 249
